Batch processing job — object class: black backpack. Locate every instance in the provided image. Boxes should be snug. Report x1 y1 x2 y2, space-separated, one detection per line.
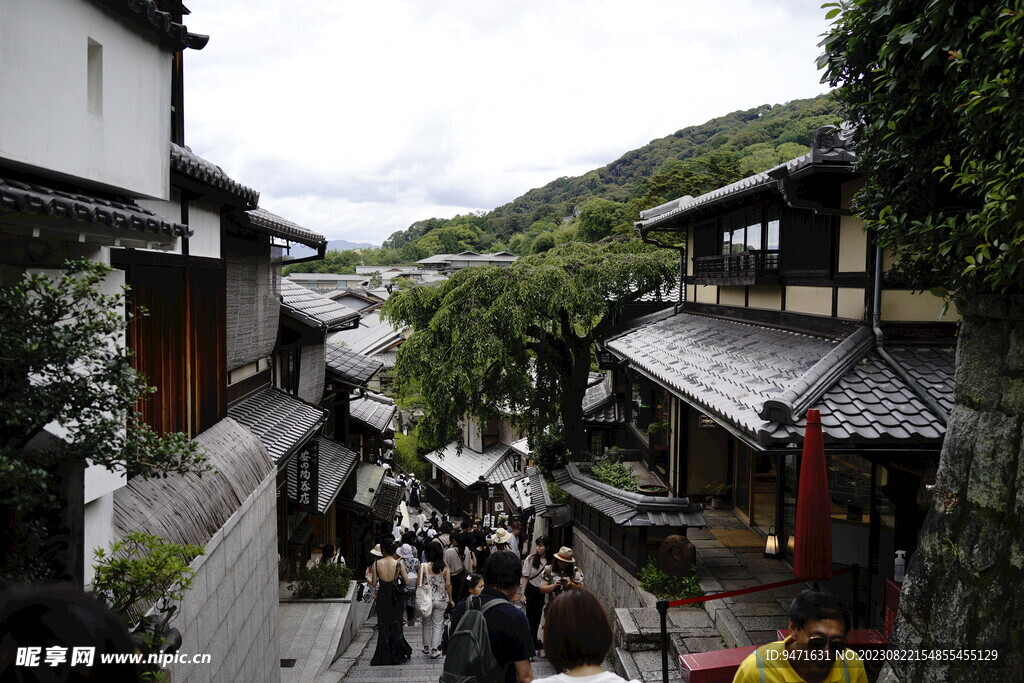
438 596 504 683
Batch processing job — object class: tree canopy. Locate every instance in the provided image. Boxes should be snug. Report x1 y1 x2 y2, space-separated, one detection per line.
821 0 1024 297
382 239 676 455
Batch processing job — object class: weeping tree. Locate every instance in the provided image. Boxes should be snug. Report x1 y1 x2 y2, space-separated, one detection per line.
821 2 1024 679
382 238 676 456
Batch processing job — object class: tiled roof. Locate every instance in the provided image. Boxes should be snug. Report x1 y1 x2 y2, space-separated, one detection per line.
373 350 399 370
637 125 857 231
372 477 404 522
328 311 405 355
606 312 951 447
423 442 518 489
527 466 551 517
227 388 327 463
325 343 383 387
169 143 258 208
286 436 358 514
246 207 326 249
349 392 396 433
94 1 209 51
0 175 190 241
279 278 360 330
553 463 707 528
582 376 625 425
328 293 380 312
582 379 612 413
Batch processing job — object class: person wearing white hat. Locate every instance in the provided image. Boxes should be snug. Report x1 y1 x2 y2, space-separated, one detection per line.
491 527 514 553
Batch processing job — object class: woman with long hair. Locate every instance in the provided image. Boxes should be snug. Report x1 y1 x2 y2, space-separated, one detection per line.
419 541 454 659
520 535 553 651
533 589 638 683
368 537 413 665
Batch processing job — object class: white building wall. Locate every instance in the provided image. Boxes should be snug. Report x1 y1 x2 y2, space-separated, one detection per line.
171 471 280 683
186 201 221 259
0 0 171 199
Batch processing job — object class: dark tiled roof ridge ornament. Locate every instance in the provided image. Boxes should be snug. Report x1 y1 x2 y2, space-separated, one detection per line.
759 326 876 425
170 142 260 208
95 0 210 51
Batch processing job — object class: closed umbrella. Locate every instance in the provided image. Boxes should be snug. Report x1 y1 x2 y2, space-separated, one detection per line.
793 409 832 582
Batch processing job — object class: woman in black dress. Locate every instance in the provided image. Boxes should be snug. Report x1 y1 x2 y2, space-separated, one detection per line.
368 538 412 665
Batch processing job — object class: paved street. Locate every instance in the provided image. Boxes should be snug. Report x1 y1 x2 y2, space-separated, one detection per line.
325 612 562 682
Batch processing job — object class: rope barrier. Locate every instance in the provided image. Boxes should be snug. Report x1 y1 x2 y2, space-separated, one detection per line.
665 566 854 608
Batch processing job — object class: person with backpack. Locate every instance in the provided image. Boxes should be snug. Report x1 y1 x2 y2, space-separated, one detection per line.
443 551 535 683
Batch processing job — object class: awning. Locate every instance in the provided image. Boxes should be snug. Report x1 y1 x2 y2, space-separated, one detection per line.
606 312 952 448
247 207 326 250
227 387 327 465
285 436 358 515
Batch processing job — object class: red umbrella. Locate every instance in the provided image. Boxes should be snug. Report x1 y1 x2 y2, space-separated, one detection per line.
793 409 833 582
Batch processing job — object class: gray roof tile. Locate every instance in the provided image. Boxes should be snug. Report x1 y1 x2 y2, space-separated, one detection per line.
349 391 396 434
228 388 327 463
607 313 952 447
325 343 383 387
170 143 258 207
280 278 360 330
0 175 190 241
328 311 405 356
95 0 209 51
246 207 326 249
423 442 518 489
553 463 706 528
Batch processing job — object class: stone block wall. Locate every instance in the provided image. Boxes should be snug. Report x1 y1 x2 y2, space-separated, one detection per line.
573 527 651 614
171 472 279 683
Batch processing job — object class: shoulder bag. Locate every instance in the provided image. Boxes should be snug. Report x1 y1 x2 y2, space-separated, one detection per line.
415 564 434 618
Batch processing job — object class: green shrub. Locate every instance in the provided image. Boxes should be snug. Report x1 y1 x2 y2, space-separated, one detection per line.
547 480 569 505
288 562 354 599
639 561 704 601
589 458 639 491
394 428 429 480
534 430 569 475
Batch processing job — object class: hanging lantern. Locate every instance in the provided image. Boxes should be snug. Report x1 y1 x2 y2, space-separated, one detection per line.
764 525 782 558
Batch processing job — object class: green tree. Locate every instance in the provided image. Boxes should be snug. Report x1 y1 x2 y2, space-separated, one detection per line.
382 239 675 455
822 2 1024 678
576 198 630 242
1 260 210 581
92 531 204 659
531 233 556 254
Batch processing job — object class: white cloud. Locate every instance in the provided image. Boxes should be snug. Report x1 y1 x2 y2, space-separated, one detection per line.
183 0 831 244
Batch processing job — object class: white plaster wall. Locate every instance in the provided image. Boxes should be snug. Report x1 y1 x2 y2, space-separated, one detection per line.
136 192 183 255
0 0 171 199
187 201 222 259
171 471 280 683
83 493 115 587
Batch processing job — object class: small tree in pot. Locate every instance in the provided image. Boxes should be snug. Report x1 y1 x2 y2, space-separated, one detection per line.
703 481 732 509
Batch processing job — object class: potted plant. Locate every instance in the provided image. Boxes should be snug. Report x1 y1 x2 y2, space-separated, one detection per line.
703 481 732 509
635 483 670 497
645 421 670 436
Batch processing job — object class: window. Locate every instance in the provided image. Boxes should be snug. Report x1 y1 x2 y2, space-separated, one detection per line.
87 39 103 115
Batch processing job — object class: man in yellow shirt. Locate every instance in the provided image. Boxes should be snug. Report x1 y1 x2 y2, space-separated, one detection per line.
733 590 868 683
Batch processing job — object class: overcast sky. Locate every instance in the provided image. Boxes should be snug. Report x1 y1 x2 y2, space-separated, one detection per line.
184 1 832 246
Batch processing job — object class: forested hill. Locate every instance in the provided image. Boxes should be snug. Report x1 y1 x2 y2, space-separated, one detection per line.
285 94 840 274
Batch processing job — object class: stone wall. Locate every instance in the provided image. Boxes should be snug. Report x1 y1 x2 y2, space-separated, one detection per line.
573 527 652 613
171 471 279 683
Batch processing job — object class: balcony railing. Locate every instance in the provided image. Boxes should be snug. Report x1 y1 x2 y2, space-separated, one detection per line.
693 250 780 285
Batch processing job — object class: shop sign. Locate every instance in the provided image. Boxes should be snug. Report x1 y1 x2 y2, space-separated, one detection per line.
294 440 319 513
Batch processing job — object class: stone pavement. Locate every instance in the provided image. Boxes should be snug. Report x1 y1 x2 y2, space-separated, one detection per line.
328 612 567 682
685 509 804 649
